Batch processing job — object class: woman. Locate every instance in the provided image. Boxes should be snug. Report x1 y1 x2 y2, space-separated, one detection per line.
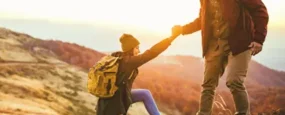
96 32 178 115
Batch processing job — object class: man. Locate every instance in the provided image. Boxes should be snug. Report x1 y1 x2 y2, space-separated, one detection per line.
172 0 269 114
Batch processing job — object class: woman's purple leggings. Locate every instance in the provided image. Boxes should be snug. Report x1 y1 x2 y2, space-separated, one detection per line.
131 89 160 115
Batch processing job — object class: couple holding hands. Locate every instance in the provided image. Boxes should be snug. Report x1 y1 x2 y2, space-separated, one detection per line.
96 0 268 115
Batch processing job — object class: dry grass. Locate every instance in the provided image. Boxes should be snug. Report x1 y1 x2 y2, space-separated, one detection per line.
0 64 96 115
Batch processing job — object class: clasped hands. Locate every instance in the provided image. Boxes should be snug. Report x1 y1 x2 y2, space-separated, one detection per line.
171 25 183 38
168 25 183 42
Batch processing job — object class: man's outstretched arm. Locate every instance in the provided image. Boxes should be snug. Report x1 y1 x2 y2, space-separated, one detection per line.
181 8 202 35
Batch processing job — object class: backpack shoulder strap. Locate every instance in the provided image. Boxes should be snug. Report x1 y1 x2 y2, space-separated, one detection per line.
128 71 135 80
119 70 135 85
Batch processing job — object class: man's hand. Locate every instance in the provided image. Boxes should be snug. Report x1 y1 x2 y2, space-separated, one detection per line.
248 42 263 56
172 25 182 37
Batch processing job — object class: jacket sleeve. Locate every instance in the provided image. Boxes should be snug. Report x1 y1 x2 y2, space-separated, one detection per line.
181 8 202 35
240 0 269 45
124 37 174 69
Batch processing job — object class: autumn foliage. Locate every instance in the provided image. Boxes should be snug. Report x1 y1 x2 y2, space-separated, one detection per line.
134 66 285 114
23 40 105 69
133 67 201 114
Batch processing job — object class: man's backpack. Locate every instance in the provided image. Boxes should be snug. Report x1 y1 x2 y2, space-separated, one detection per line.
87 55 121 98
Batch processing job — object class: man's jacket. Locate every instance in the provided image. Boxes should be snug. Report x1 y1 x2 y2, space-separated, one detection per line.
182 0 269 56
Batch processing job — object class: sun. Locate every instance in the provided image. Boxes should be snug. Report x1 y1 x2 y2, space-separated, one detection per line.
0 0 283 34
0 0 200 35
108 0 201 35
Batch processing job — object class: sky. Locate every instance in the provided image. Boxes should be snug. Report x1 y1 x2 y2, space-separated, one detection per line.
0 0 284 32
0 0 285 70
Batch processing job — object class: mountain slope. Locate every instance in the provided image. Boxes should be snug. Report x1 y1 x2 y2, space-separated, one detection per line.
0 63 96 115
1 27 284 115
0 27 97 115
0 27 160 115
